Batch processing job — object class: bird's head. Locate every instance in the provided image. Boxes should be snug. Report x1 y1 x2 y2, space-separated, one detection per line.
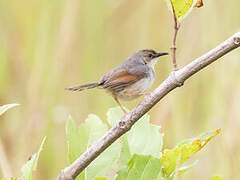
135 49 168 68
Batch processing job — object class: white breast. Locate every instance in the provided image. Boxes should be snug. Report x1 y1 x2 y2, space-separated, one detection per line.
117 68 155 100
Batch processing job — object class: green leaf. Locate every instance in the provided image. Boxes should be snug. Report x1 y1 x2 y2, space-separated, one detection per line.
115 154 162 180
66 114 108 158
86 140 121 180
119 135 131 165
66 114 121 180
21 137 46 180
178 160 198 175
0 104 19 116
66 116 88 163
165 0 203 20
127 114 163 158
114 166 128 180
211 175 224 180
160 129 221 176
107 106 124 126
85 114 108 145
107 107 163 165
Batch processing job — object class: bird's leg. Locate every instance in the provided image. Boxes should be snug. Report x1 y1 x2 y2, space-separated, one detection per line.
113 96 127 114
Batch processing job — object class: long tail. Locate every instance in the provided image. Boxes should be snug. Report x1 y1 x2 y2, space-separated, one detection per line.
65 82 100 91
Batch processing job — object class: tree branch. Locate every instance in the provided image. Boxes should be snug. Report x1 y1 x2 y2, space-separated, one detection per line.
56 32 240 180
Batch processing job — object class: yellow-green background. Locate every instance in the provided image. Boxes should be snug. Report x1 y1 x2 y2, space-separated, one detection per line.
0 0 239 179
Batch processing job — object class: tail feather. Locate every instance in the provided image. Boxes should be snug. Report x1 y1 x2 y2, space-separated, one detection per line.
65 82 100 91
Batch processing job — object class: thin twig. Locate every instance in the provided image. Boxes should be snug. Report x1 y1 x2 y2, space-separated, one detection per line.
170 3 180 70
56 32 240 180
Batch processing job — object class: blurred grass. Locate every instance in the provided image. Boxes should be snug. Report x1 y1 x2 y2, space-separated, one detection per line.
0 0 239 179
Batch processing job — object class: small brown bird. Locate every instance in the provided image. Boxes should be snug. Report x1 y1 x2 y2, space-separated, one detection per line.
66 49 168 114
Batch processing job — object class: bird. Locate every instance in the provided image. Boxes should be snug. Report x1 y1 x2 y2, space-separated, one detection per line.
66 49 168 114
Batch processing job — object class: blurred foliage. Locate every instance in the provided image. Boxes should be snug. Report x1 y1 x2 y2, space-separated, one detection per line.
211 175 224 180
0 105 45 180
0 104 19 116
21 137 46 180
0 0 240 179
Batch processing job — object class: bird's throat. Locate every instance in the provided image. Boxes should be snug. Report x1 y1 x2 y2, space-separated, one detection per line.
148 59 158 69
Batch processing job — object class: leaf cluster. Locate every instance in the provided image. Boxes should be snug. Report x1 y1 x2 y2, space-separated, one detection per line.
66 107 221 180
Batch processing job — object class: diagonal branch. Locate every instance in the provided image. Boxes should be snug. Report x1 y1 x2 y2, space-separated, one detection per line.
56 32 240 180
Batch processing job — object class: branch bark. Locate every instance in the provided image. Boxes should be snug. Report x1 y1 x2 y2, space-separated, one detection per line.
56 32 240 180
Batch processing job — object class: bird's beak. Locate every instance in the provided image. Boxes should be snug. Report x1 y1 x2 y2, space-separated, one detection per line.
155 52 168 58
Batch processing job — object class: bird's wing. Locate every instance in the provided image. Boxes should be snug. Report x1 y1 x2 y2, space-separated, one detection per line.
101 67 147 92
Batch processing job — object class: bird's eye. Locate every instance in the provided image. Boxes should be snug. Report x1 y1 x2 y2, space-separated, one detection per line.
148 54 153 58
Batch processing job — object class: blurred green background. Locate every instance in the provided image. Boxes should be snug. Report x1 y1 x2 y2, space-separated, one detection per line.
0 0 240 179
